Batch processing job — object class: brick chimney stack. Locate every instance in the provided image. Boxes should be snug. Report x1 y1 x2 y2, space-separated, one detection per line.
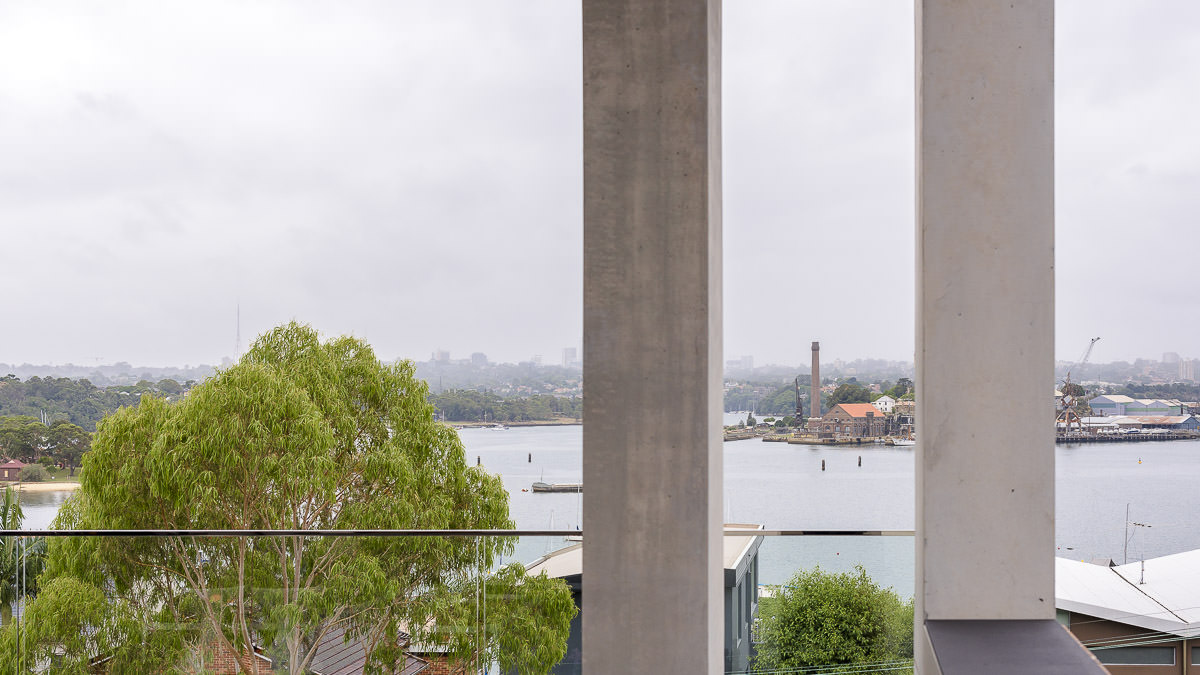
811 341 821 418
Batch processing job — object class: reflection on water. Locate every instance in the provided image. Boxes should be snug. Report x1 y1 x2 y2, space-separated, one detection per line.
14 488 74 530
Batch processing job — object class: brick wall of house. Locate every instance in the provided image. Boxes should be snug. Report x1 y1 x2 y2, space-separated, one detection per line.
415 654 472 675
197 640 272 674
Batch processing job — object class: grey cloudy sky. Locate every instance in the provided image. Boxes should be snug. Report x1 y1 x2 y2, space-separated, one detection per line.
2 1 1197 369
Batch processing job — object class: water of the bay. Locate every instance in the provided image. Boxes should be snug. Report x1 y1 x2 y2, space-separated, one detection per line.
18 422 1200 599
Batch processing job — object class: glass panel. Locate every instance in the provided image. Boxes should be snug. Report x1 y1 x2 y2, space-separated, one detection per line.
3 530 918 675
1092 645 1176 666
5 534 579 674
737 533 915 675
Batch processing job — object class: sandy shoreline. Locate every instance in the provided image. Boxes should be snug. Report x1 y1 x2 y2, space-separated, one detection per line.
2 481 81 492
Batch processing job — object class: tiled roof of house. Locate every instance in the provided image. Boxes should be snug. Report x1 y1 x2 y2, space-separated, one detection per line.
0 459 25 469
836 403 884 418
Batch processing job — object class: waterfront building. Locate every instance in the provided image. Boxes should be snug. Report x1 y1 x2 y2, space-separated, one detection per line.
1057 551 1200 673
872 394 896 414
817 403 888 439
1089 396 1187 417
1080 415 1200 433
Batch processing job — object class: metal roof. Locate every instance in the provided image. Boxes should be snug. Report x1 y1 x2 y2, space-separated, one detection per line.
1056 550 1200 638
309 625 427 675
526 524 765 579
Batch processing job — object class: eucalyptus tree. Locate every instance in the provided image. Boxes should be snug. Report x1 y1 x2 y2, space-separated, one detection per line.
12 323 575 673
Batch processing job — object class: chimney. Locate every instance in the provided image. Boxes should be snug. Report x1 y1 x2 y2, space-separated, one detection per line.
811 341 821 418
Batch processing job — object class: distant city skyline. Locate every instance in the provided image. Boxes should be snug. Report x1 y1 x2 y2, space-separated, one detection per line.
3 2 1198 369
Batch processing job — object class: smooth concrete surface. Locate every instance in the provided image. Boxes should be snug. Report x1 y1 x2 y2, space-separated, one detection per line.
915 1 1055 668
925 621 1106 674
582 1 723 673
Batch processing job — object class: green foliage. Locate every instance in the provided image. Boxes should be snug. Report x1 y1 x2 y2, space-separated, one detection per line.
0 376 192 433
1060 383 1085 399
727 383 811 417
754 566 914 673
0 415 92 473
885 378 913 400
32 322 574 674
0 487 46 627
17 464 49 482
1116 382 1200 401
746 413 757 427
429 389 582 422
829 383 873 407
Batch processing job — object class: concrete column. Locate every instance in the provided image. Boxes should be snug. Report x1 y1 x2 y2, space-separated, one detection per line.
916 0 1054 670
582 1 722 674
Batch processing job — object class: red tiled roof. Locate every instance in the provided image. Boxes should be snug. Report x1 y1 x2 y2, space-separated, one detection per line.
0 459 25 469
836 403 884 418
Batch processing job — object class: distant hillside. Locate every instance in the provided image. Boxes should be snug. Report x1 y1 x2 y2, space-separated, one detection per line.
0 375 191 431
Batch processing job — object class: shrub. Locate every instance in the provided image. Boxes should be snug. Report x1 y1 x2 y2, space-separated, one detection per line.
754 565 914 672
18 464 50 482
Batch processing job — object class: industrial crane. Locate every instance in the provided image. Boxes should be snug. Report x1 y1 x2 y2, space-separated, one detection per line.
1058 337 1100 432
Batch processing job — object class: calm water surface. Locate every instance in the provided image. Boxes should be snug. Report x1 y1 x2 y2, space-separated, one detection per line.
19 425 1200 597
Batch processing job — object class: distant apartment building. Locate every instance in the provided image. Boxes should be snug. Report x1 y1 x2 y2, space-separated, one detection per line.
724 355 754 371
1163 351 1182 364
1180 359 1196 382
470 352 488 367
562 347 577 367
432 349 450 364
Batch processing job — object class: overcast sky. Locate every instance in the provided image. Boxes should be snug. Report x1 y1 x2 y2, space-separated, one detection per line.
2 2 1198 369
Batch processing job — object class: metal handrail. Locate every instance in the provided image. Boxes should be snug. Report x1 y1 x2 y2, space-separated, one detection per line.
0 528 915 538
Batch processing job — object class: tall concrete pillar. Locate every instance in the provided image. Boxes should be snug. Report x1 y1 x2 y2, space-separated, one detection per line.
582 1 722 673
915 2 1054 671
810 341 821 417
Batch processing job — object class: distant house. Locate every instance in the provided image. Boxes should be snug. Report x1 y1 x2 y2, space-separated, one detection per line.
1057 550 1200 672
0 459 25 481
523 524 764 674
818 404 888 439
871 395 896 414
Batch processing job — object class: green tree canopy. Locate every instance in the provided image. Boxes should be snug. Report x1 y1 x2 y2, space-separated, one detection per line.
885 378 913 400
828 383 874 407
754 566 913 673
6 322 574 674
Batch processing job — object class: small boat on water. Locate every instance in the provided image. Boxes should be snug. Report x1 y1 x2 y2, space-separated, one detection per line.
532 481 583 493
891 438 916 447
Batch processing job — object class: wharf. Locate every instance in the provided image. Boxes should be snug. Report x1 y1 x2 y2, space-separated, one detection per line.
532 481 583 493
1056 431 1199 444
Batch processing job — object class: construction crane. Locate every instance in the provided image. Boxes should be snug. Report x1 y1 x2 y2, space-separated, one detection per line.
1058 337 1100 432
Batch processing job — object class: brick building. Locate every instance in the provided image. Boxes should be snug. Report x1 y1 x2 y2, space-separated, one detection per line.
816 403 888 439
